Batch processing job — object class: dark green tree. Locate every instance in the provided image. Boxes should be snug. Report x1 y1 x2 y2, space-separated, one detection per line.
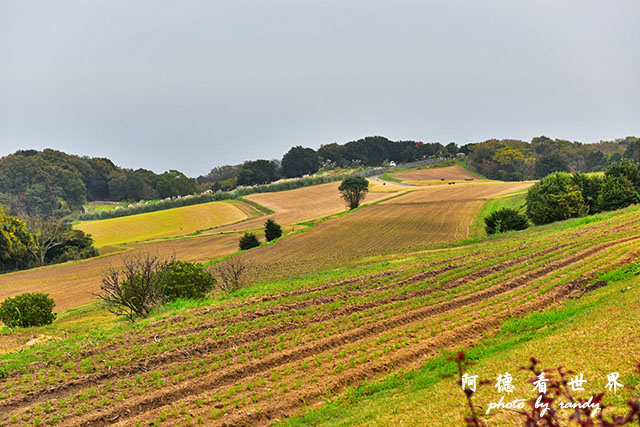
239 232 260 250
534 154 570 178
281 146 321 178
339 176 369 209
264 219 282 242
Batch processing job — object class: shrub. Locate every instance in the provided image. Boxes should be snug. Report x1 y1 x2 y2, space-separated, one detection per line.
264 219 282 242
162 261 214 301
239 233 260 250
597 174 639 212
484 208 529 234
526 172 587 225
209 258 246 294
0 292 56 327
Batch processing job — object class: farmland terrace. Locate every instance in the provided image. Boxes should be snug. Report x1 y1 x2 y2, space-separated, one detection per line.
0 203 638 426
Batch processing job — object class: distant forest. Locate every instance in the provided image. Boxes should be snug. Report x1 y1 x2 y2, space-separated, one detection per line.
1 135 638 218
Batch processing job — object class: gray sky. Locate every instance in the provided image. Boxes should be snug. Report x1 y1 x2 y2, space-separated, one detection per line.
1 0 639 176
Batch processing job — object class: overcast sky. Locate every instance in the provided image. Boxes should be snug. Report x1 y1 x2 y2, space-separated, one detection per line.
1 1 638 176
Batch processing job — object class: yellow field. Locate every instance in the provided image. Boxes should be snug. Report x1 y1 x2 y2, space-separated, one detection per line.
75 200 250 246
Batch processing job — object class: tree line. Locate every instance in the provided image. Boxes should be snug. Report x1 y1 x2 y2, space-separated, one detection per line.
0 149 198 218
2 135 636 219
466 136 636 181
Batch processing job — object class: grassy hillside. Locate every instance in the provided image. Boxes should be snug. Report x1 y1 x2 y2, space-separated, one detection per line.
283 269 640 426
0 204 638 426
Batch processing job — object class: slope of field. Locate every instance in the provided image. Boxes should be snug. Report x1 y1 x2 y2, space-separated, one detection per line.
75 200 250 247
389 164 478 182
284 261 640 426
208 181 401 233
381 181 534 204
1 206 639 426
0 234 240 311
237 181 533 284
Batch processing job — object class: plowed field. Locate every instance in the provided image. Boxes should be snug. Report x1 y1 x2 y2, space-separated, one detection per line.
389 164 478 181
208 181 401 234
1 206 638 426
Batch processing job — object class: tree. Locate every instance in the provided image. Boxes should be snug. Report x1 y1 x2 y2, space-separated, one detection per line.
281 146 321 178
623 137 640 162
239 232 260 250
585 150 608 172
237 160 279 186
0 208 37 272
26 216 67 266
526 172 588 225
484 208 529 234
209 258 246 294
264 219 282 242
534 154 570 178
96 254 169 321
339 176 369 209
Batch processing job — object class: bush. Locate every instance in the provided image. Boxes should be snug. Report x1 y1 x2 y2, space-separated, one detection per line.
162 261 214 301
484 208 529 234
0 292 56 327
264 219 282 242
597 174 639 211
239 232 260 250
526 172 587 225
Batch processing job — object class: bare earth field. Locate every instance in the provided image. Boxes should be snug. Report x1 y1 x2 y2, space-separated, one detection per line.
389 164 479 181
1 205 638 426
208 181 400 233
0 234 240 311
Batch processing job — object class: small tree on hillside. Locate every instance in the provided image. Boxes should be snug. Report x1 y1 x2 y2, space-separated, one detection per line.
239 232 260 250
26 216 67 266
264 219 282 242
339 176 369 210
96 254 169 321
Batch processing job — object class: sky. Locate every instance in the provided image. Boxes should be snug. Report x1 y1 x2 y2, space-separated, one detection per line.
1 0 639 177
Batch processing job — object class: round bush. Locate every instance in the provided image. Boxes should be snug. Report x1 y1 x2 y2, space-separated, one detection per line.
239 232 260 250
161 261 214 301
0 292 56 327
484 208 529 235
